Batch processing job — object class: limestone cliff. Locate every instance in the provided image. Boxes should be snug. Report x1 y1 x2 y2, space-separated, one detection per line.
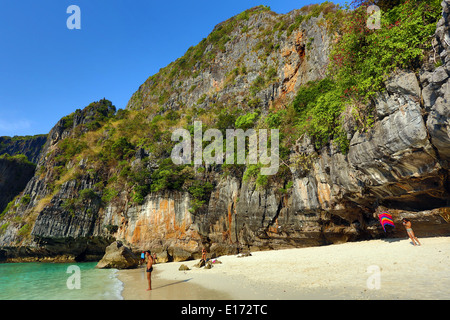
0 100 116 261
1 2 449 263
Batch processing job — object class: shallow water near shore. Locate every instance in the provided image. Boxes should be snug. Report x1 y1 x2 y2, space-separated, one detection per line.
0 262 123 300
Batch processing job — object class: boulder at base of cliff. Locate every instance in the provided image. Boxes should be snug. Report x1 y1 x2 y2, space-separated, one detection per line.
178 264 190 271
96 241 139 269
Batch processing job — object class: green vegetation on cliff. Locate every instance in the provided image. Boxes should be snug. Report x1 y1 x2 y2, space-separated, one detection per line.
286 0 442 153
0 153 36 167
0 134 47 164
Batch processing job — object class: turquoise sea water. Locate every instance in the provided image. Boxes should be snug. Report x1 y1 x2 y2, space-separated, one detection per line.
0 262 123 300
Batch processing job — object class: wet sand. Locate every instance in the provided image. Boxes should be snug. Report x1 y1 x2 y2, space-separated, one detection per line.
118 267 232 300
118 236 450 300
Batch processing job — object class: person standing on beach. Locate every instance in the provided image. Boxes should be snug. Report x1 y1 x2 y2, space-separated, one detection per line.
145 250 156 291
402 218 421 246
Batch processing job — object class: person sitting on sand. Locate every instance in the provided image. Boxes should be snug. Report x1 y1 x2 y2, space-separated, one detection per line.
402 218 421 246
145 250 156 290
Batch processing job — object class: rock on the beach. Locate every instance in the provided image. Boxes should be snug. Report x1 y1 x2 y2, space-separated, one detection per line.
96 241 139 269
179 264 190 271
237 252 252 258
193 259 206 268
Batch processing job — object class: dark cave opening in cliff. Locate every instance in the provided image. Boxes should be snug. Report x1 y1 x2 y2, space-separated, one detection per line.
75 251 87 262
381 195 449 212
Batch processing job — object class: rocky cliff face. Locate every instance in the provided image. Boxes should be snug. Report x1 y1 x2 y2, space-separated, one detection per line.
0 100 116 261
1 3 449 263
127 5 332 114
105 1 450 259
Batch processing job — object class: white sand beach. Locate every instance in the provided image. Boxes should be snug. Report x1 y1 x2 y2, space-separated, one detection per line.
118 236 450 300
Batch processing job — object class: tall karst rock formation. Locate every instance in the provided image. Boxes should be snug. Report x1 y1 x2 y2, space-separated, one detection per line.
1 2 449 262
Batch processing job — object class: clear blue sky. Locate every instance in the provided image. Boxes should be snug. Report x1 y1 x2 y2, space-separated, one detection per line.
0 0 346 137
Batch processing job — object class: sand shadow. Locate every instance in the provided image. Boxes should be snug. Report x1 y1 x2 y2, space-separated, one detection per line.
153 278 193 290
381 237 402 243
382 237 420 246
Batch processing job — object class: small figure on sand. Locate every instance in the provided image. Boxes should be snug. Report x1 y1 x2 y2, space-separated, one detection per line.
140 251 145 265
145 250 156 290
402 218 421 246
201 247 207 262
